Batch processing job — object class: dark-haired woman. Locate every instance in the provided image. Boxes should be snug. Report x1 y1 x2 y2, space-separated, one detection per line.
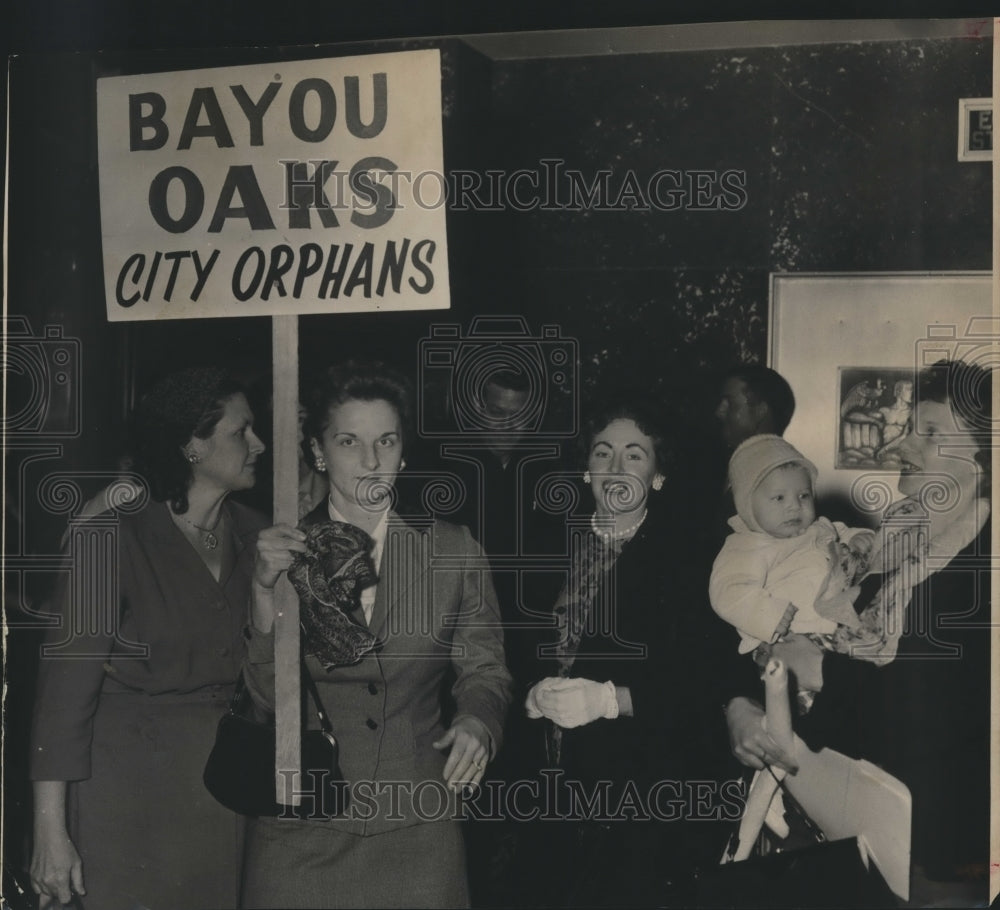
521 393 728 908
726 358 992 905
240 361 511 909
29 367 268 910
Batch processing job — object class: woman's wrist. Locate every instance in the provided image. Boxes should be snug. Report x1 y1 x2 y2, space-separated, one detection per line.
32 781 68 835
250 581 275 633
724 697 764 731
613 683 633 717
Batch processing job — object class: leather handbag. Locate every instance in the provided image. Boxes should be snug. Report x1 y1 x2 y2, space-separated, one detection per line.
203 664 349 818
697 769 895 908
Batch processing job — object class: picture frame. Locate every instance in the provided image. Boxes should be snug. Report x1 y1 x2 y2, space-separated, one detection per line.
836 365 915 471
957 97 992 162
769 271 993 518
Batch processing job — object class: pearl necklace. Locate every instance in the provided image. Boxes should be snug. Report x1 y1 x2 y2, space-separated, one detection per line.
173 510 223 550
590 508 647 542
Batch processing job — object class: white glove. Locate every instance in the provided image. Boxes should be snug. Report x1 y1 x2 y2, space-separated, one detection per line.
532 677 619 728
524 678 560 719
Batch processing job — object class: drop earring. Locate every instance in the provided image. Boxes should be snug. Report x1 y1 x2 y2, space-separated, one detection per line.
583 470 591 484
652 474 664 492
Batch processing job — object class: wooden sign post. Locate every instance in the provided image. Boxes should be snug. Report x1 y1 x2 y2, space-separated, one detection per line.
272 317 301 805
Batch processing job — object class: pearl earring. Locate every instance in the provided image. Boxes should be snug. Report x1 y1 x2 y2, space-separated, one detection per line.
315 458 326 472
583 470 591 484
652 474 664 491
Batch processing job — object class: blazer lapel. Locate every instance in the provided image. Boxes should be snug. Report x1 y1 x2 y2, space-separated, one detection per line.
218 503 259 603
146 500 220 589
369 515 433 639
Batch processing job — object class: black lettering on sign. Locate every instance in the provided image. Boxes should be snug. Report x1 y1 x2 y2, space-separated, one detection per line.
283 160 341 229
230 83 282 146
292 243 325 297
129 93 169 151
288 79 337 143
349 157 397 229
233 247 267 300
344 242 375 297
208 165 276 232
319 244 352 298
116 253 145 306
114 248 220 305
408 239 435 294
376 239 410 295
261 244 296 300
177 88 235 150
148 167 205 233
344 74 388 139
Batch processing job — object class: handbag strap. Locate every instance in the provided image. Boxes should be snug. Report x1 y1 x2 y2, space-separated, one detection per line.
300 660 334 736
230 655 334 737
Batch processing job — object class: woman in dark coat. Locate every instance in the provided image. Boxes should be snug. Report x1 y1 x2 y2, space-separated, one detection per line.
725 358 992 906
29 367 268 910
522 393 732 908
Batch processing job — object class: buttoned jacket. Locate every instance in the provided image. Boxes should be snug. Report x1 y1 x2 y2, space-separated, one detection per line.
244 506 513 835
30 499 265 780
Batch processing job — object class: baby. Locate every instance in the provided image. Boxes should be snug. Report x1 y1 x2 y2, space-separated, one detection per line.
709 434 876 712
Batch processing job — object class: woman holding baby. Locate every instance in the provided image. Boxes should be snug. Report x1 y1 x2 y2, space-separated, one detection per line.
725 358 991 906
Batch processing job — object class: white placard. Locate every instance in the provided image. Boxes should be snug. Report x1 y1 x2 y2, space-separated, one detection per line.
97 50 450 320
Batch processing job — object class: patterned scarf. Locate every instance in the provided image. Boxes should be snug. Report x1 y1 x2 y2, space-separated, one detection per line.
287 520 380 669
547 530 623 765
829 494 989 665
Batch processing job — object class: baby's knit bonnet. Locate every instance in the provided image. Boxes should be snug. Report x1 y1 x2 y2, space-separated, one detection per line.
728 434 818 531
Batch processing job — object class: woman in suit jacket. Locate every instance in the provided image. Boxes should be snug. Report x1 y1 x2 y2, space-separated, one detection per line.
521 392 731 908
30 367 268 910
241 361 512 910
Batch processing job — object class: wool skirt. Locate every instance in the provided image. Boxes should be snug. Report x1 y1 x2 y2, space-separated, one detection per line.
69 687 244 910
240 816 468 909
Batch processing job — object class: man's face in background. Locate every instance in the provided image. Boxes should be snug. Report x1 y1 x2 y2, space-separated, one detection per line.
481 381 531 460
715 377 770 449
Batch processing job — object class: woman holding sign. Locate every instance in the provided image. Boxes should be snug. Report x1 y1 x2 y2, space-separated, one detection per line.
29 367 268 910
241 360 511 909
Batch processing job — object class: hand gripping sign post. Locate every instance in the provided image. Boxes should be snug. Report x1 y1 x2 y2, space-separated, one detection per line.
97 49 449 807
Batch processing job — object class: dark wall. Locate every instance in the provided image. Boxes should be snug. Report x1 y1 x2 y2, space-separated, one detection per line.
476 37 992 430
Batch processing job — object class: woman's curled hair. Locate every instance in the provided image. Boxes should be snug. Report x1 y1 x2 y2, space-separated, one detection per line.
130 367 244 513
917 358 993 497
579 389 674 476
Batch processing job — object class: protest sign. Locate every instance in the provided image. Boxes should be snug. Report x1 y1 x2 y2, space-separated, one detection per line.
97 49 449 320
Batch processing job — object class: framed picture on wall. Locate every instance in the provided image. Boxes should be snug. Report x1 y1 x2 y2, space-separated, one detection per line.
836 366 915 470
769 271 993 518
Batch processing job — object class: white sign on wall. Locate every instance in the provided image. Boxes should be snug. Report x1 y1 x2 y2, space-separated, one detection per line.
97 50 450 320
